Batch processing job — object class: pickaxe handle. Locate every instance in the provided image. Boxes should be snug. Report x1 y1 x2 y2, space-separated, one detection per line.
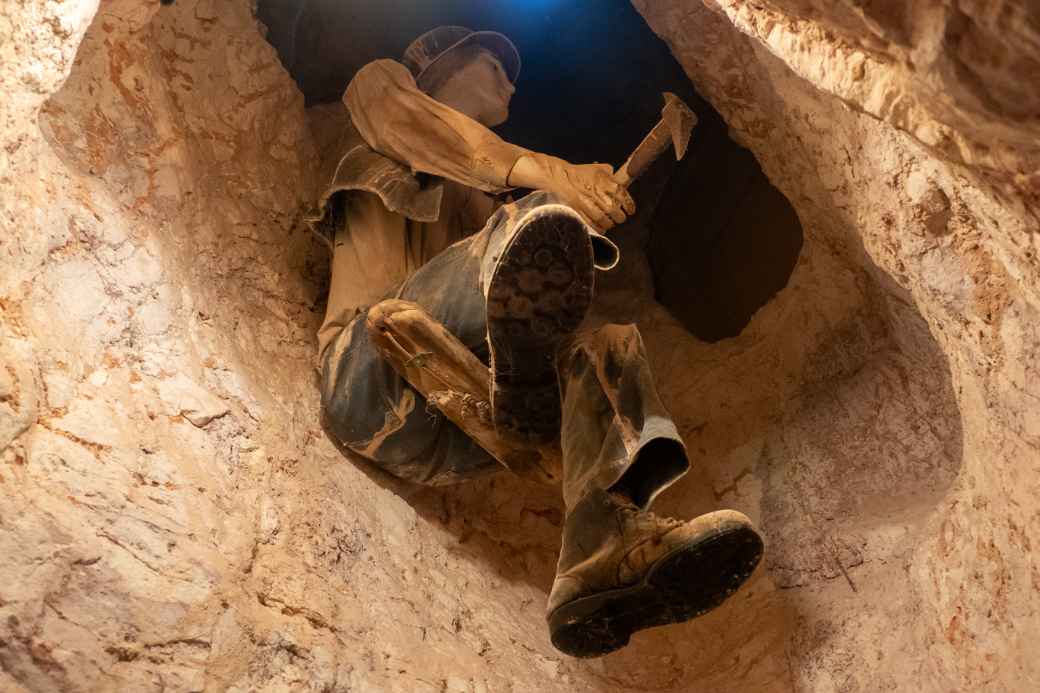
615 120 677 187
615 92 698 188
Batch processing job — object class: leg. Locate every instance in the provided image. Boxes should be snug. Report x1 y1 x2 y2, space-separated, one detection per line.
320 311 501 486
482 201 594 443
546 324 764 657
558 324 690 511
320 190 595 485
320 220 500 486
363 298 562 485
475 191 619 444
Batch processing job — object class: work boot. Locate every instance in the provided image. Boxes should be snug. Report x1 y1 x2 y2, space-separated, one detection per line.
547 488 764 658
484 204 594 443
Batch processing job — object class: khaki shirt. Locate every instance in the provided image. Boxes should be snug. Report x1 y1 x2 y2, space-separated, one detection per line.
315 60 529 358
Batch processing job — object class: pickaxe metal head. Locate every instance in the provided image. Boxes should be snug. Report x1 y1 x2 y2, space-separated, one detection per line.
616 91 699 187
661 92 697 161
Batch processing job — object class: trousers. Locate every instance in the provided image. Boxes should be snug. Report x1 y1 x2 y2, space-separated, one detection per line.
319 192 689 509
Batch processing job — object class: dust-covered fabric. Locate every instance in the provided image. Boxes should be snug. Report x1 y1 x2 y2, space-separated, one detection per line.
320 192 689 500
313 58 536 358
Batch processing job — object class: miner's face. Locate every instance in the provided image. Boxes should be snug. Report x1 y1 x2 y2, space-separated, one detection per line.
437 50 515 127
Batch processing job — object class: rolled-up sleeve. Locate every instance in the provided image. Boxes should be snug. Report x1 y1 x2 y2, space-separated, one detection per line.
344 59 528 194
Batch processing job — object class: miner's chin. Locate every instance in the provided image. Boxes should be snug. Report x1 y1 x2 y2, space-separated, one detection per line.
486 103 510 127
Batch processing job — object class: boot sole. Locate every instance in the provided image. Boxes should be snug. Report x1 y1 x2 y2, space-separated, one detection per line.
486 206 594 443
548 521 764 658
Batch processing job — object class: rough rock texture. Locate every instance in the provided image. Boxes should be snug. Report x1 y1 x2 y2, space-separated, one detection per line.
1 2 562 691
1 1 1037 692
632 0 1040 690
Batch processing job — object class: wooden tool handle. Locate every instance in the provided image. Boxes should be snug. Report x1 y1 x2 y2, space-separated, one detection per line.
615 120 674 188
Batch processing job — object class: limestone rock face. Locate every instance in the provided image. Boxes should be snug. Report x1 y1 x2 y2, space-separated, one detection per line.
0 2 558 691
1 1 1037 692
632 0 1040 690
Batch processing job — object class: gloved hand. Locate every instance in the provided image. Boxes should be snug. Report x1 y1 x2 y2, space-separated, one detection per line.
508 153 636 232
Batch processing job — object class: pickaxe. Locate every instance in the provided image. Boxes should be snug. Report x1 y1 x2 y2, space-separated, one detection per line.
615 92 697 188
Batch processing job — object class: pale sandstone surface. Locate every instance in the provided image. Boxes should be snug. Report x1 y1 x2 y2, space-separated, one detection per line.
633 0 1040 691
1 1 572 691
1 1 1037 692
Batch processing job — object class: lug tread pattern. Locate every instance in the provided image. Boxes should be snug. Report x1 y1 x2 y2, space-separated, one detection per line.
486 210 594 443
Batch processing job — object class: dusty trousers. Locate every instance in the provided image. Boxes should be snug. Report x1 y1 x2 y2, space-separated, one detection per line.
319 192 689 509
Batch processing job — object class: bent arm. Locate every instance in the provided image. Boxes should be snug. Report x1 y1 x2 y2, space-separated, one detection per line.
345 59 528 193
345 59 635 231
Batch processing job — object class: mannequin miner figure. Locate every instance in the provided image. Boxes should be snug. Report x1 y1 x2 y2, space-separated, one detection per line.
308 26 765 657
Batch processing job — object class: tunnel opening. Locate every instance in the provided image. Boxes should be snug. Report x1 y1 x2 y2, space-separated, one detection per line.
257 0 804 342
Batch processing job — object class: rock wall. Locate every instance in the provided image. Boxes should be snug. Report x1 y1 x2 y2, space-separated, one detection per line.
1 0 1037 692
632 0 1040 690
1 2 567 691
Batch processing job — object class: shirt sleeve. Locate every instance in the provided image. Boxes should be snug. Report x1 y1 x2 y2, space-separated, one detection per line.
344 59 529 194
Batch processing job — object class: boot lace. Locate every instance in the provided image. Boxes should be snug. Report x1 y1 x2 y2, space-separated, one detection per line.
618 504 685 533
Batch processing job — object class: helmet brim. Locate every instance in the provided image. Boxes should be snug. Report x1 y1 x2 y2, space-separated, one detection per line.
415 31 521 87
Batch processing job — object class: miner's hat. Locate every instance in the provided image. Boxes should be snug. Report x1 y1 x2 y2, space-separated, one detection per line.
403 26 521 86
